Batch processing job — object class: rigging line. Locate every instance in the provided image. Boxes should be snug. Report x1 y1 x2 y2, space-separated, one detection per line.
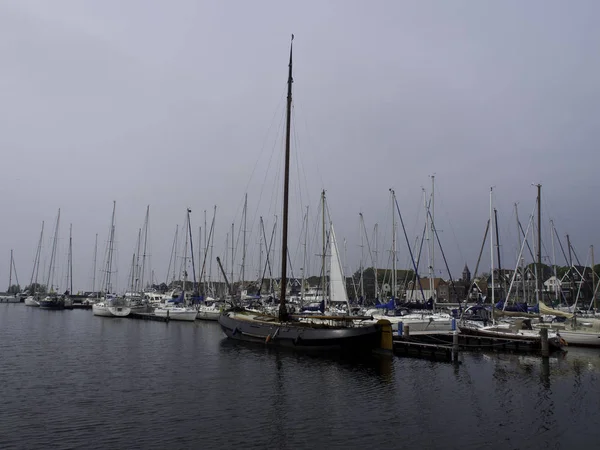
246 107 287 252
293 97 325 190
393 192 427 302
239 89 286 206
426 208 458 300
429 180 466 266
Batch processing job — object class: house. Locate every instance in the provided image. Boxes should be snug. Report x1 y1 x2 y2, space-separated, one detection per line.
405 277 450 303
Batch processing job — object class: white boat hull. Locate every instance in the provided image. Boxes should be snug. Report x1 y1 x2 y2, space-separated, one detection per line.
92 303 114 317
24 296 40 307
0 295 21 303
556 330 600 348
154 308 197 321
108 306 131 317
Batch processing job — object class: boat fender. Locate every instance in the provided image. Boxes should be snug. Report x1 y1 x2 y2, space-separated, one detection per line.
265 334 271 343
232 327 239 336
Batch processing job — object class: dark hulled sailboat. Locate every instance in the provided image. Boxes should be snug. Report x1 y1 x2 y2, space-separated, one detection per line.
218 36 386 352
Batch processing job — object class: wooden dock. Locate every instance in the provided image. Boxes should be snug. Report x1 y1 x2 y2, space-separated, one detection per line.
393 339 456 362
128 312 170 323
394 330 547 355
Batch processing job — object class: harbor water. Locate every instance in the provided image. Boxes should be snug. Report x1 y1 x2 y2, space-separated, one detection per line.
1 303 599 449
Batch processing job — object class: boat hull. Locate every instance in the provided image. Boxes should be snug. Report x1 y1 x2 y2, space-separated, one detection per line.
154 308 197 321
557 330 600 348
24 297 40 307
219 311 382 352
39 298 65 310
92 303 114 317
0 296 21 303
107 306 131 317
196 308 220 321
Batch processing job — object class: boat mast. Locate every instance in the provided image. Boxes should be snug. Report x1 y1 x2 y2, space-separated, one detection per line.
391 189 397 301
592 245 596 312
140 205 149 293
68 223 73 294
187 208 197 294
8 249 13 291
321 190 327 309
46 209 60 294
489 188 495 324
30 221 44 295
429 175 435 309
182 211 189 293
230 223 234 290
494 208 502 302
278 34 294 321
92 233 97 294
536 184 542 301
105 202 116 295
241 194 247 292
550 219 558 304
374 223 378 301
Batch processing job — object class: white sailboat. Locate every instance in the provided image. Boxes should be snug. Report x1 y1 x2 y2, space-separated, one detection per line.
154 291 197 321
93 201 131 317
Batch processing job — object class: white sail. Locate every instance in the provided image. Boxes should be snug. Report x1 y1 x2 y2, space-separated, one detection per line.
328 224 348 303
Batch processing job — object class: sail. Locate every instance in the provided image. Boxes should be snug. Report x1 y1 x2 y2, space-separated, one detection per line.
328 225 348 303
539 301 573 319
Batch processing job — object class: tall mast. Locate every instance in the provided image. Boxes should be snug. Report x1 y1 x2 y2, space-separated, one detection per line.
515 204 525 302
9 249 13 290
30 221 44 294
430 175 435 305
105 202 116 294
92 233 97 294
69 223 73 294
494 208 502 301
231 222 234 288
550 220 558 303
391 189 397 300
301 206 308 302
278 34 294 321
241 194 247 291
204 209 208 289
187 208 197 293
536 184 542 299
374 223 378 300
134 228 142 291
592 245 596 312
182 211 189 293
424 186 434 308
46 209 60 293
140 205 149 293
489 188 495 323
359 214 364 300
321 190 327 309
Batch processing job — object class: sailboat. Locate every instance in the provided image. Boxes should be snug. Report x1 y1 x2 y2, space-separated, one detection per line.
25 222 44 307
459 188 565 351
0 250 21 303
218 36 386 352
93 201 131 317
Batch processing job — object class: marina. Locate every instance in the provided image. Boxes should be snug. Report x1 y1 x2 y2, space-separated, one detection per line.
1 1 599 449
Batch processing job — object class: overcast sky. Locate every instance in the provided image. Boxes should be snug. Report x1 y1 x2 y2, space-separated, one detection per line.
1 1 599 293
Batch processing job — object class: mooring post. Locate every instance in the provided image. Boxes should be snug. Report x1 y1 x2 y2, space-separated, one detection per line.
166 309 170 323
403 324 410 338
540 327 549 357
452 330 459 361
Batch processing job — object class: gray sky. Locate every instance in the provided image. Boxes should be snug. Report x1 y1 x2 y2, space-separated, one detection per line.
1 0 599 293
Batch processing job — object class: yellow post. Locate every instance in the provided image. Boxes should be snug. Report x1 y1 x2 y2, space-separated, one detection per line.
377 319 393 352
